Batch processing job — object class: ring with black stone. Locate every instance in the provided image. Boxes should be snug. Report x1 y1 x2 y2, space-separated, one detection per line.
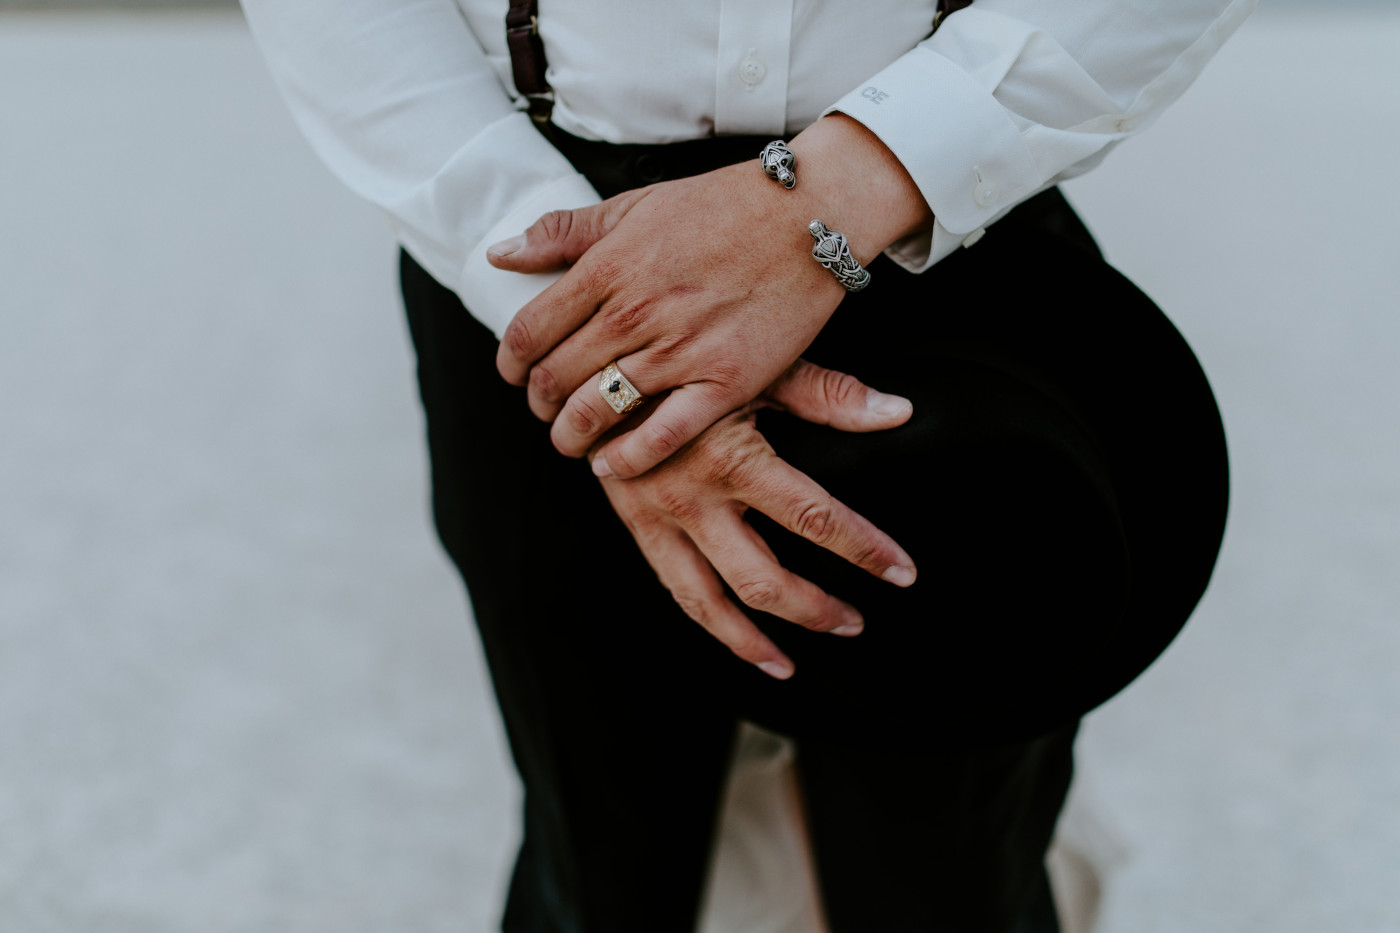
598 361 645 414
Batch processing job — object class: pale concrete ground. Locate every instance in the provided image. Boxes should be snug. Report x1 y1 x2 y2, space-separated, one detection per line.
1 6 1397 932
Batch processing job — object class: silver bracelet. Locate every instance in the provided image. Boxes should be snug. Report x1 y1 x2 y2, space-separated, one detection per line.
808 220 871 292
759 143 869 290
759 140 797 189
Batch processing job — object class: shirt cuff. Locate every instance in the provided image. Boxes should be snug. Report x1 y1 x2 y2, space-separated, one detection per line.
825 43 1043 272
455 173 603 341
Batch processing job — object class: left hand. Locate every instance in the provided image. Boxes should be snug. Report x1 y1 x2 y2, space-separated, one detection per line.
593 357 918 679
490 114 932 479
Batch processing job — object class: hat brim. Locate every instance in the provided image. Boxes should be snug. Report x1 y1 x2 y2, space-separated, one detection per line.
744 223 1229 746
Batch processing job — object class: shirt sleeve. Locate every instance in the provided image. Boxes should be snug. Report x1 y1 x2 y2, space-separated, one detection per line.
824 0 1260 273
238 0 601 338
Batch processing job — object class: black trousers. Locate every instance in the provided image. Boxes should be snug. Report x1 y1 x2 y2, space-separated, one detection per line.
400 136 1120 932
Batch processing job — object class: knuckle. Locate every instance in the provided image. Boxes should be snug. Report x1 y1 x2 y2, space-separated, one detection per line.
793 498 837 544
562 397 604 437
537 209 574 244
604 445 640 478
528 364 564 403
848 538 886 570
654 487 706 526
821 369 862 409
600 294 655 337
640 418 686 461
670 589 710 624
703 444 750 489
726 630 768 663
845 551 884 578
791 601 836 631
503 319 535 362
698 361 750 398
582 254 629 295
645 329 690 367
733 574 780 611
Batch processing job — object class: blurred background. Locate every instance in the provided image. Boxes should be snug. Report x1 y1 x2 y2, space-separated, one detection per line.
2 2 1397 931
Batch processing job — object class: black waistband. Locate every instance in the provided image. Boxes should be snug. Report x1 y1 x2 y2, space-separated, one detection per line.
537 123 774 199
535 121 1100 259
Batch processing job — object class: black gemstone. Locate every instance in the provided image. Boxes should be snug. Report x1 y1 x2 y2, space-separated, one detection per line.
609 380 621 393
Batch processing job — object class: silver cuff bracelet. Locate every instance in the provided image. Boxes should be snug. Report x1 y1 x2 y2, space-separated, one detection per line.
808 220 871 292
759 140 797 189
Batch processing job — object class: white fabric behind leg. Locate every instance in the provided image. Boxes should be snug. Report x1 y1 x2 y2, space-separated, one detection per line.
697 723 829 933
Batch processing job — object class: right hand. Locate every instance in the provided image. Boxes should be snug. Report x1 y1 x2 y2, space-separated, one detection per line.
490 115 933 481
594 358 918 679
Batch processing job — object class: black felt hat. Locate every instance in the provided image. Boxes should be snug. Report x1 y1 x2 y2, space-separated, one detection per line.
743 206 1230 747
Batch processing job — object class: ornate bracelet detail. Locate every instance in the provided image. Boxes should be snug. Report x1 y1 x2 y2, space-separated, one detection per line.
759 140 797 189
808 220 871 292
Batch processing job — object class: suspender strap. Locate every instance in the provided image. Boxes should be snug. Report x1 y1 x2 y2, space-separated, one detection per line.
505 1 976 125
506 0 553 123
933 0 973 32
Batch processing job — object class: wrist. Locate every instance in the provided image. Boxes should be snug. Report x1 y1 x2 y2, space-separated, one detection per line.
782 113 933 264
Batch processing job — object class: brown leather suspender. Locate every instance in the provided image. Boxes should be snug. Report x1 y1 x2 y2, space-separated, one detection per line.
933 0 974 32
505 0 553 123
506 1 975 125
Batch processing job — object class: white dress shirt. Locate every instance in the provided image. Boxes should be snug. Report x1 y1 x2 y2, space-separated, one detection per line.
240 0 1258 339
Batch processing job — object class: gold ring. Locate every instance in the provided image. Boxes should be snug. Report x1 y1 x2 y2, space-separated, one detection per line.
599 361 644 414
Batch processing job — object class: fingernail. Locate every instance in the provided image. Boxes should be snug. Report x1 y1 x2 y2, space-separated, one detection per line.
883 565 916 587
591 456 613 477
866 391 912 417
487 234 526 258
832 623 864 637
758 661 794 680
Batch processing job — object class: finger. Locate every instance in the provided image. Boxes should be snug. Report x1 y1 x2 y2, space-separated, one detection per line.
495 230 654 390
589 381 738 477
549 372 629 453
495 261 607 387
689 511 867 635
550 352 729 461
523 294 691 420
744 456 918 588
765 358 912 432
494 191 653 386
545 352 658 453
486 188 648 273
525 330 630 423
632 522 795 679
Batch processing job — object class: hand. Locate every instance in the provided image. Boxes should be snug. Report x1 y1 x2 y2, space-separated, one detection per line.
491 114 932 479
594 357 918 679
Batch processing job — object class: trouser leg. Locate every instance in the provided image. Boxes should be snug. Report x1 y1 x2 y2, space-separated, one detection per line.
400 251 743 932
734 194 1107 931
398 158 1134 930
796 725 1076 933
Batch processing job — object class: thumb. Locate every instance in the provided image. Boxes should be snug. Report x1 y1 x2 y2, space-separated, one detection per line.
485 188 647 273
764 359 913 433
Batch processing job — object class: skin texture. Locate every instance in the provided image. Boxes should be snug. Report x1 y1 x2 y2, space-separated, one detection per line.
490 114 933 479
592 359 918 677
488 114 932 675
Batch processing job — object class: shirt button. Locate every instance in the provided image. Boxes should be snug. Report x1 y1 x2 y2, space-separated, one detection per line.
973 180 998 207
961 228 986 248
739 50 767 88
